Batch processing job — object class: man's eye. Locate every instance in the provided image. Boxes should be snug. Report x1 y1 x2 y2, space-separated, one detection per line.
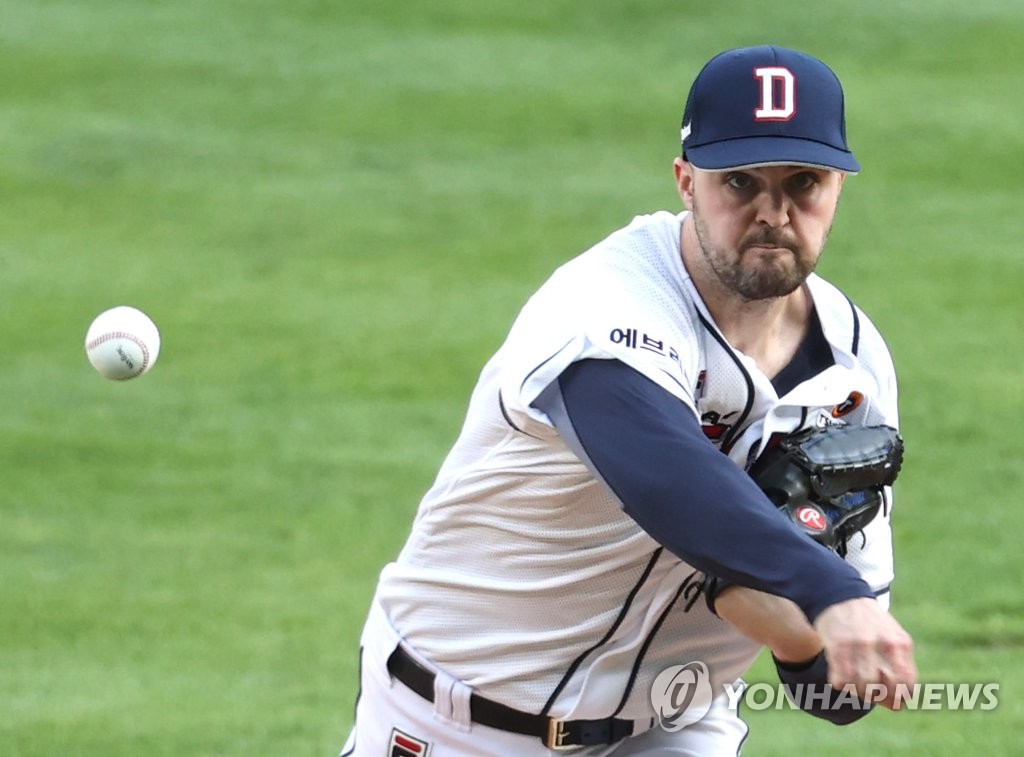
789 173 819 190
726 174 752 190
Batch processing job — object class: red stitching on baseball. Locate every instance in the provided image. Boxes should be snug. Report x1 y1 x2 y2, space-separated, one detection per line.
86 331 150 378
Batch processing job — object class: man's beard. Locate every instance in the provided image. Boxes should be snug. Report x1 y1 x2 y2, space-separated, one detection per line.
692 203 826 301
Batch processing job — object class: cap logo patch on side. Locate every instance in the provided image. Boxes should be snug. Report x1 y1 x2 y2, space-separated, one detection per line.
753 66 796 121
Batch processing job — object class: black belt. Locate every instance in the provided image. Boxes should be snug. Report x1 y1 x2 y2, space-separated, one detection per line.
386 645 636 749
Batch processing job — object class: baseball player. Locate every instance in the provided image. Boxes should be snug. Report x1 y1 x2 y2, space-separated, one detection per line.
339 46 916 756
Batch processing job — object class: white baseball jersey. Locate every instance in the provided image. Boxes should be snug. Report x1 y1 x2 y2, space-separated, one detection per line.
372 210 898 726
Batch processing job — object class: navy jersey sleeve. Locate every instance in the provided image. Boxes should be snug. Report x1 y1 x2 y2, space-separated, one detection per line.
532 358 872 622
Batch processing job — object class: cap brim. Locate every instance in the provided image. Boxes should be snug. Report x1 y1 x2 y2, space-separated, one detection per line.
686 136 860 174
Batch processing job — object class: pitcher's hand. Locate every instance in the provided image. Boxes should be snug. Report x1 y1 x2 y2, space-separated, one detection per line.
813 597 917 710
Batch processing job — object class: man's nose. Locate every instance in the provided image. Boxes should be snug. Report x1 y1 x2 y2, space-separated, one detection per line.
755 189 790 228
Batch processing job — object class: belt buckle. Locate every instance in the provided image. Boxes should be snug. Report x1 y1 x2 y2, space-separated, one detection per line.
545 718 575 750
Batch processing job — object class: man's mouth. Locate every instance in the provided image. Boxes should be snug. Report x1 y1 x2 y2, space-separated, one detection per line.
744 244 794 254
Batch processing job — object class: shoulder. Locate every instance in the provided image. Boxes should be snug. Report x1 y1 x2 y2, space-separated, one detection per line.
530 210 693 325
497 212 703 423
557 211 683 280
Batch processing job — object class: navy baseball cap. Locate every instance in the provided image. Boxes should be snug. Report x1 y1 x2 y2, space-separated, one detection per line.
681 46 860 173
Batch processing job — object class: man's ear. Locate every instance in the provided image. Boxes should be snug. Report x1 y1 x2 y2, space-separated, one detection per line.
674 157 695 210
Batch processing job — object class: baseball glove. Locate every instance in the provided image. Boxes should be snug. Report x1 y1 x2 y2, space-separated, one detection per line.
704 424 903 615
747 424 904 555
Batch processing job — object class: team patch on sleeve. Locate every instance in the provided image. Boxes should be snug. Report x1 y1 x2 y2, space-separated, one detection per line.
389 728 431 757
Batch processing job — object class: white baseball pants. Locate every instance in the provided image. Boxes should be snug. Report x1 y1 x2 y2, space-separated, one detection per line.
339 602 748 756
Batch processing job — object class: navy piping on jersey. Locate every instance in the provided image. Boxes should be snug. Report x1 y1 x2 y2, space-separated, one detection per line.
611 569 704 718
519 337 576 402
844 294 861 355
695 310 755 454
498 390 543 439
498 337 577 437
539 549 665 717
533 359 873 623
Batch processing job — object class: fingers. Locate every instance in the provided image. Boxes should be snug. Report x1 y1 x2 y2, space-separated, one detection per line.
814 597 917 710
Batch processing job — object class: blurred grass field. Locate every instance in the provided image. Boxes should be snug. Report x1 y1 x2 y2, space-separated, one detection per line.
2 0 1022 754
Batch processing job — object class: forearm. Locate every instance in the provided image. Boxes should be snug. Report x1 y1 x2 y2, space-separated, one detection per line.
714 586 822 663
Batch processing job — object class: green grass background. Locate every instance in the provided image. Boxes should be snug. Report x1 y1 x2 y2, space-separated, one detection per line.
2 0 1021 754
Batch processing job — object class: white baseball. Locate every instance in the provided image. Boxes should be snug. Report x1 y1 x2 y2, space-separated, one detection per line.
85 306 161 380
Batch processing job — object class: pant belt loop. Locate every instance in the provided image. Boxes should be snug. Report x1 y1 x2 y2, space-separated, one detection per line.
451 676 473 732
432 668 472 732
